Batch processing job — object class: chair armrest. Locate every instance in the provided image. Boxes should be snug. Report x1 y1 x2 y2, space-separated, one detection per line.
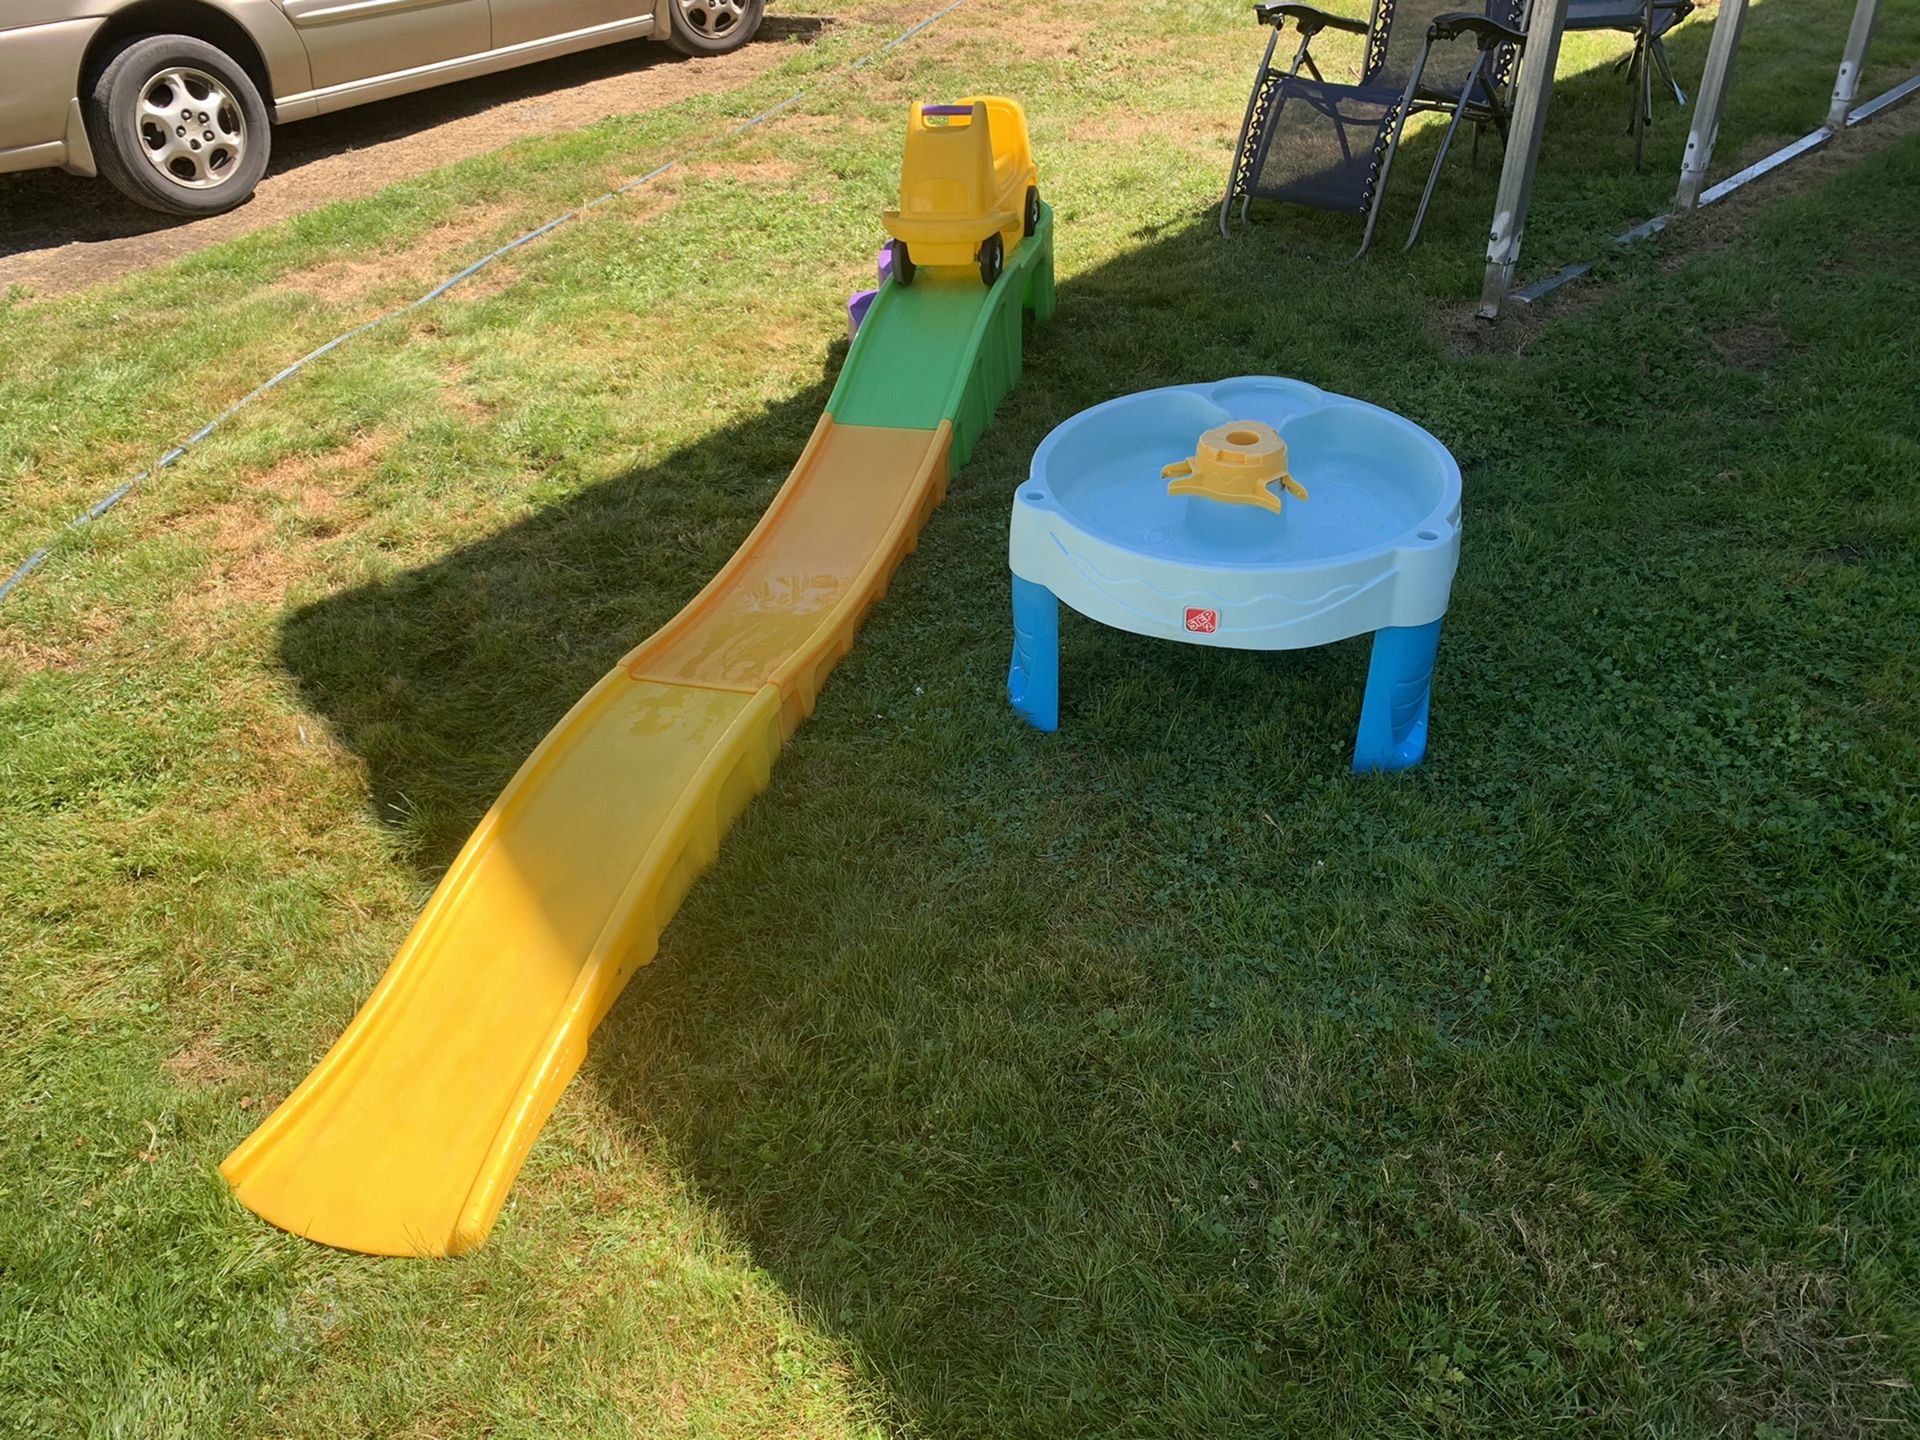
1254 3 1369 37
1428 11 1527 48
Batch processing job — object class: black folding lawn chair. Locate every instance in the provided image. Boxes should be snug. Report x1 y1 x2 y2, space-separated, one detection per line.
1566 1 1694 170
1220 0 1530 256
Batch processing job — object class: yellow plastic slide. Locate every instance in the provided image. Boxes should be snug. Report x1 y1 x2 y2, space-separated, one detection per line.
222 201 1056 1255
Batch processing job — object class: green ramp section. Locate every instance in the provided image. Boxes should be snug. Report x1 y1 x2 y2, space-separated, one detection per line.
828 205 1055 469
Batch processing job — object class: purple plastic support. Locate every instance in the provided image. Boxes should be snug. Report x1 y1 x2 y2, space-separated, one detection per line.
921 104 976 116
847 289 876 337
848 241 896 337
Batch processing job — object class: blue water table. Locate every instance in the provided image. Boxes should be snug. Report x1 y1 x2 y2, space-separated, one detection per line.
1006 376 1461 771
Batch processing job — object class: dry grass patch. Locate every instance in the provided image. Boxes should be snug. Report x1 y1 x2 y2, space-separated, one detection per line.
162 1034 246 1090
255 429 391 513
274 205 520 305
437 361 497 422
271 254 415 308
686 155 806 186
1695 1263 1912 1433
778 113 883 143
162 430 392 625
1006 8 1091 59
260 431 389 554
1108 101 1244 154
0 605 121 674
174 500 289 611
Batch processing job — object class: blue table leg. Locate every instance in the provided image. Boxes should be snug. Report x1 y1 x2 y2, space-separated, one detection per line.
1008 576 1059 731
1353 619 1443 773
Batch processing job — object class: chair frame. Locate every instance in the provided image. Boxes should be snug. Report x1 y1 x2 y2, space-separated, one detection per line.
1220 3 1529 257
1570 0 1695 170
1627 1 1695 170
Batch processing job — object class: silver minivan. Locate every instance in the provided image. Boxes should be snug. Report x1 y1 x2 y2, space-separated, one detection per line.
0 0 764 215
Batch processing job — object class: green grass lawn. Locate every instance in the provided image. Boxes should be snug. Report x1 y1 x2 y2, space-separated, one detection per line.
3 1 1918 1434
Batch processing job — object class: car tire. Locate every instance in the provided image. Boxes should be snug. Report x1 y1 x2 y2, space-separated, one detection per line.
664 0 767 57
1024 186 1040 238
890 238 915 287
87 34 270 217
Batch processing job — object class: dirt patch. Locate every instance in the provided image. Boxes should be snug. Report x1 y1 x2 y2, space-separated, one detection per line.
1695 1263 1907 1433
1435 92 1920 352
1432 294 1544 358
162 1035 243 1089
0 20 834 300
1707 321 1786 374
1662 97 1920 261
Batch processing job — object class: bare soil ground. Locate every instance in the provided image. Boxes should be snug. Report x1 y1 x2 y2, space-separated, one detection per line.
1435 93 1920 355
0 17 828 300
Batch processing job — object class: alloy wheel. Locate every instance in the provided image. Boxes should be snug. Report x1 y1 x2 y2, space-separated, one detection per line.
136 66 247 190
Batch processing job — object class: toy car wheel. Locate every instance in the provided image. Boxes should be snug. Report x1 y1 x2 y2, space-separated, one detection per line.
978 233 1003 288
86 35 271 217
890 238 916 287
1024 186 1040 238
665 0 766 56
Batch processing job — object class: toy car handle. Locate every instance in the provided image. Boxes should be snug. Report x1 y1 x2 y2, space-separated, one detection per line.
921 104 978 116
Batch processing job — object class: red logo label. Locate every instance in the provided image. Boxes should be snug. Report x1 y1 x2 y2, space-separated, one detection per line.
1185 608 1219 634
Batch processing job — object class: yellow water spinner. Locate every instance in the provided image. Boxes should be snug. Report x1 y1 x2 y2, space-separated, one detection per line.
1162 420 1308 513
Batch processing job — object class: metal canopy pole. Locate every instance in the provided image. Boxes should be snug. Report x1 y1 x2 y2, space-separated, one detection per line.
1828 0 1882 130
1674 0 1749 211
1478 0 1569 318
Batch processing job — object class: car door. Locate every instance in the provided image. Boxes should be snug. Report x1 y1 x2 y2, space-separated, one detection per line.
489 0 653 50
275 0 493 92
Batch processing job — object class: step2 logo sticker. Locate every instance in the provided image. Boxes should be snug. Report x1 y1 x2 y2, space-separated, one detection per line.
1184 607 1219 634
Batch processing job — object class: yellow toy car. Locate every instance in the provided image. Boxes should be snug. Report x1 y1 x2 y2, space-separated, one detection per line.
883 96 1040 288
